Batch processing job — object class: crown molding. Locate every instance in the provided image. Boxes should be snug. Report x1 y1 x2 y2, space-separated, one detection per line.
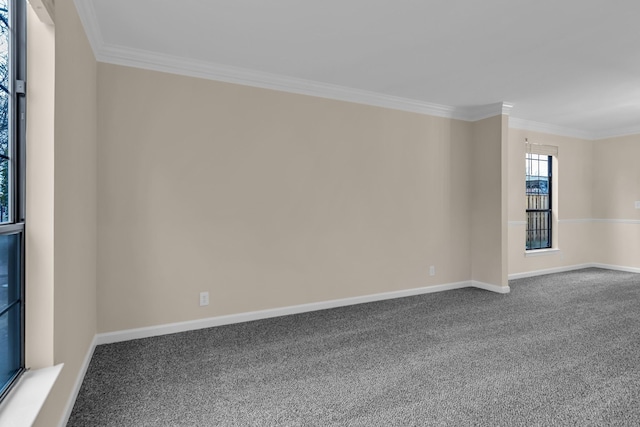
501 102 515 116
29 0 55 25
457 102 513 121
74 2 510 122
591 124 640 141
98 44 465 119
97 43 516 122
508 117 594 140
510 117 640 141
73 0 640 140
73 0 103 58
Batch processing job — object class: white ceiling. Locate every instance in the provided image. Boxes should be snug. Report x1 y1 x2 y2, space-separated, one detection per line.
75 0 640 139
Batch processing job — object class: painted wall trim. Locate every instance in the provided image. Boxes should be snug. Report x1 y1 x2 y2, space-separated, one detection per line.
73 0 103 56
591 123 640 140
509 263 596 280
591 218 640 225
71 3 517 123
471 281 511 294
509 117 640 141
95 280 510 345
525 248 561 258
462 102 513 122
591 263 640 274
0 364 63 427
58 335 98 427
98 43 461 119
509 218 640 225
508 263 640 280
28 0 55 25
557 218 594 224
94 43 512 122
509 117 594 140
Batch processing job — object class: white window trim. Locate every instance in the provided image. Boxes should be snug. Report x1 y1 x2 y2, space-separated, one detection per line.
525 248 561 257
0 364 63 427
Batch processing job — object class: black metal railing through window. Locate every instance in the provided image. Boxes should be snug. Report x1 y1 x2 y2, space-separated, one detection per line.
526 154 552 250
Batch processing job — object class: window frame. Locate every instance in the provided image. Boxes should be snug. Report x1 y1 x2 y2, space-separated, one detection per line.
0 0 26 404
525 153 553 251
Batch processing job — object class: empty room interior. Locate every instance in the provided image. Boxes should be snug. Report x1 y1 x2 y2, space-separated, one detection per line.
1 0 640 425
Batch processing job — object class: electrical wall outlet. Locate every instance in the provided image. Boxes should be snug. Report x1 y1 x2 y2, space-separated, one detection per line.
199 291 209 306
635 201 640 209
429 266 436 276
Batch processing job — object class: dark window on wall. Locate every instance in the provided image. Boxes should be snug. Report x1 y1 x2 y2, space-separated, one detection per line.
0 0 26 402
526 153 552 250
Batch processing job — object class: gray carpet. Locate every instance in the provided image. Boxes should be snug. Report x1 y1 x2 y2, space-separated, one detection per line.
68 268 640 426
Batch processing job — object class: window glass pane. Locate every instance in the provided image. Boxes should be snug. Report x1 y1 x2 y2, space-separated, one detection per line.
0 233 20 313
0 303 21 392
526 211 552 250
0 0 23 402
526 153 552 250
0 232 21 397
0 0 10 224
0 158 7 223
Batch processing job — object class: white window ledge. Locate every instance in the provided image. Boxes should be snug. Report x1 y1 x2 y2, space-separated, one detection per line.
525 248 561 257
0 364 63 427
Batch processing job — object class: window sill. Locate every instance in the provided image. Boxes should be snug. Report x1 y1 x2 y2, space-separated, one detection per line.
525 248 561 257
0 364 63 427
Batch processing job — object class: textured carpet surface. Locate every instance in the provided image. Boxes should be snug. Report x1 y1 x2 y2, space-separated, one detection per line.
68 268 640 426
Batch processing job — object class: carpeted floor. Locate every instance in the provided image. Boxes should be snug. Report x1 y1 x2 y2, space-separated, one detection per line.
68 268 640 426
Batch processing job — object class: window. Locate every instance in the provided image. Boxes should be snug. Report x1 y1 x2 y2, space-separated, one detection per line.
0 0 26 402
526 153 552 250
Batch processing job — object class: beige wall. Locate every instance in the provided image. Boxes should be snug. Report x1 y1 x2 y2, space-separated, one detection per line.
592 135 640 220
33 0 98 425
96 63 478 332
508 128 640 275
470 115 508 287
507 128 594 275
509 129 640 276
26 4 55 370
592 134 640 269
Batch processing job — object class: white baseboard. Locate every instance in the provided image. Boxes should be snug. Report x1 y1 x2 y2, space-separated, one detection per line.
508 262 640 280
591 263 640 274
58 335 97 427
508 264 593 280
95 280 512 345
472 281 510 294
96 281 489 345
